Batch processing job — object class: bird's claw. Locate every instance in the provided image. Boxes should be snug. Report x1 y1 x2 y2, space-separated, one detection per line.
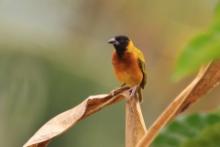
129 86 138 99
110 89 116 97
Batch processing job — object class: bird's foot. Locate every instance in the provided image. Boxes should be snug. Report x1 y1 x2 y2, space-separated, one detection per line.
128 85 138 99
110 89 117 97
111 85 129 97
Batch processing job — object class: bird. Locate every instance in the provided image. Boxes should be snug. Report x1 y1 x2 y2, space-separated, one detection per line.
108 35 146 102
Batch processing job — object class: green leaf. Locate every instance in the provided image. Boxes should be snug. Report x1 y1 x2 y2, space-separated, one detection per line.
181 123 220 147
174 3 220 80
152 112 220 147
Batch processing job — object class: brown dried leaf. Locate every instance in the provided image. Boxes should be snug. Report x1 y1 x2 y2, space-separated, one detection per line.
23 86 130 147
125 96 147 147
137 60 220 147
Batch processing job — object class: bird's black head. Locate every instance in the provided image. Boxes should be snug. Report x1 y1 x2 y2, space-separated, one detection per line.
108 35 130 57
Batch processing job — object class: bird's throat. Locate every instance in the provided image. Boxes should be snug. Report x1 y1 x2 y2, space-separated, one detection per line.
114 45 126 58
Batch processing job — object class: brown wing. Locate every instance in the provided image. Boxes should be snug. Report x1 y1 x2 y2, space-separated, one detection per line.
138 58 147 89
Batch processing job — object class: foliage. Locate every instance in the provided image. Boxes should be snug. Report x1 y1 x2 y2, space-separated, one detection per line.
175 3 220 79
182 123 220 147
152 111 220 147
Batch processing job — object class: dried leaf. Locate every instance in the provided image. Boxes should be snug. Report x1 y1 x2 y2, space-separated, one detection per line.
137 60 220 147
125 96 147 147
23 86 130 147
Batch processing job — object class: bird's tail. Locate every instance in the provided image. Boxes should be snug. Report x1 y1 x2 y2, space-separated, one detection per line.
137 87 143 102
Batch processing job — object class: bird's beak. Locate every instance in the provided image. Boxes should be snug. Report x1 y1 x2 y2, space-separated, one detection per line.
108 38 118 45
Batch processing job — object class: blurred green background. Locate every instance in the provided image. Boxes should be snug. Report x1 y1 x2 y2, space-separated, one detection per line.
0 0 220 147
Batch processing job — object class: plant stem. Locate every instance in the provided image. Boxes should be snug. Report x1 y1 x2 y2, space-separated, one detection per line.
125 96 147 147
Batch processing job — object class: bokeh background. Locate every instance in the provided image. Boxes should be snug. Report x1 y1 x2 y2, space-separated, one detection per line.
0 0 220 147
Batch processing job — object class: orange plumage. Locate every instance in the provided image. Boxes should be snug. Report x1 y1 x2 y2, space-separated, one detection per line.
112 51 143 87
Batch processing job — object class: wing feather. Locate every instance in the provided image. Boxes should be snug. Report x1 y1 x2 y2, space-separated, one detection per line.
137 49 147 89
